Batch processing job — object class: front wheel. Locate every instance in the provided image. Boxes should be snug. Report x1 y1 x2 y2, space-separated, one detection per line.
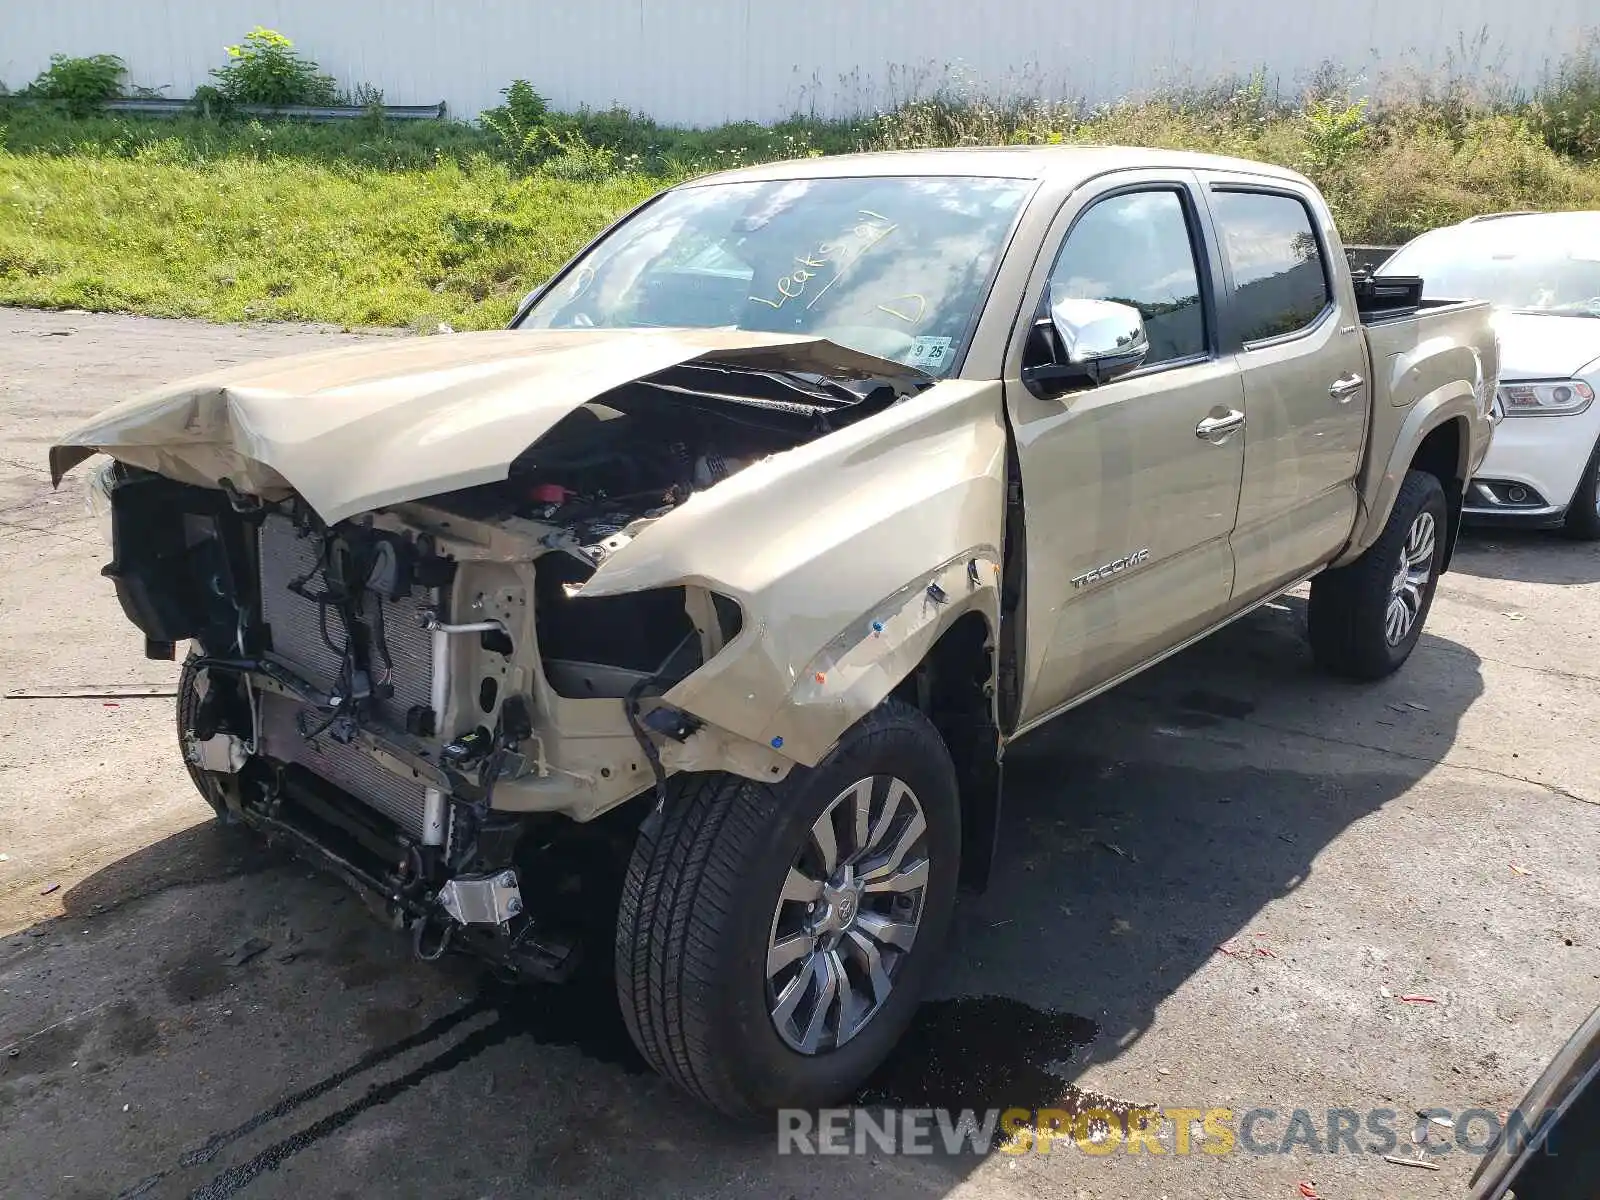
614 700 960 1118
1561 438 1600 541
1308 469 1448 681
177 649 239 822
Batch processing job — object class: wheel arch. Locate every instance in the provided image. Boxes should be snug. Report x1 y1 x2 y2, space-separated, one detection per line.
889 608 1004 891
1407 415 1469 571
1339 390 1478 571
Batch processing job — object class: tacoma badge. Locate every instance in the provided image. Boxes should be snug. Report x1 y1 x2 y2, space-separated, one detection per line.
1071 548 1151 590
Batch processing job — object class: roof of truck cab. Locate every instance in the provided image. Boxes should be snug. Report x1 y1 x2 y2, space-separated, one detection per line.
686 144 1312 188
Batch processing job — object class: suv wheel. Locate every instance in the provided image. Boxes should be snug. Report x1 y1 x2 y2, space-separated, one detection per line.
1561 438 1600 541
614 699 960 1118
1308 469 1448 681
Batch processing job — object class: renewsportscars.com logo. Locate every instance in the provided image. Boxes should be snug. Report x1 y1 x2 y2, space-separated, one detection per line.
778 1106 1559 1158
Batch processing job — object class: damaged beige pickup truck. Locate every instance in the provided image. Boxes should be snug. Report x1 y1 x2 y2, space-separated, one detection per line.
52 147 1496 1117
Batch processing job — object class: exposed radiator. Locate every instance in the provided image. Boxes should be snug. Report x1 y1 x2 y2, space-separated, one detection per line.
256 514 436 839
258 691 431 837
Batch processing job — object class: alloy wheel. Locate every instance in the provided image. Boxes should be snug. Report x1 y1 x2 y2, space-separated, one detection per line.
765 776 930 1055
1385 510 1436 645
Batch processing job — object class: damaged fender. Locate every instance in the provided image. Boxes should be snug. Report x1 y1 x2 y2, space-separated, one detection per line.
576 379 1010 766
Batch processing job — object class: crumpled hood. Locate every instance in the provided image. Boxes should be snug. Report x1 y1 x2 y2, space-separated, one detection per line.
1492 311 1600 380
50 328 915 524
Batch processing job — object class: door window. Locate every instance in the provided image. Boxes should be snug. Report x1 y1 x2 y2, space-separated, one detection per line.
1210 190 1332 342
1046 189 1207 367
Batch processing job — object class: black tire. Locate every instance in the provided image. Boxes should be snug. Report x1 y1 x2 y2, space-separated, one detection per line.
614 699 960 1119
1309 469 1448 681
177 649 232 820
1561 438 1600 541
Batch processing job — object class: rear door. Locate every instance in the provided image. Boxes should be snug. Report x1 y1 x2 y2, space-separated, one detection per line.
1005 171 1246 728
1200 178 1370 603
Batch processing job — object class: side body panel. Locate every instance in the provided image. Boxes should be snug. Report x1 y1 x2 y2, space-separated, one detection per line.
1000 169 1246 727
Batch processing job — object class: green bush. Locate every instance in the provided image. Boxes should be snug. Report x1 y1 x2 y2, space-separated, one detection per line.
1302 96 1369 176
538 131 622 181
1531 46 1600 160
26 53 126 117
211 28 337 107
479 80 551 168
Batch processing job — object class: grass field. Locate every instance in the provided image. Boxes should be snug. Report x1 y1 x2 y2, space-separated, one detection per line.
4 78 1600 330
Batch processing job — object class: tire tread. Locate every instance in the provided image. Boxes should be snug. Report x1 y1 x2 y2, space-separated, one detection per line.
1309 469 1446 681
614 701 945 1117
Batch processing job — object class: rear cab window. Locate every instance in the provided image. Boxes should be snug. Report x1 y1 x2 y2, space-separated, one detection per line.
1209 190 1333 343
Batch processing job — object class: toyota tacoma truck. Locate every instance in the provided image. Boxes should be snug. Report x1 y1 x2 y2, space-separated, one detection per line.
51 147 1496 1118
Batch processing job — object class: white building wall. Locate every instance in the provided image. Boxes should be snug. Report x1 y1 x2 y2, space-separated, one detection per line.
1 0 1593 126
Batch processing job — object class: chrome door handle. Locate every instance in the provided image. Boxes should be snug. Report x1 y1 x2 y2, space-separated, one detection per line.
1329 374 1365 401
1195 410 1245 443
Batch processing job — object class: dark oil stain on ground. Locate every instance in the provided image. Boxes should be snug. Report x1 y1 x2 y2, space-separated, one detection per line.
119 967 647 1200
133 971 1113 1194
1176 689 1257 721
101 999 161 1059
0 1012 90 1081
857 995 1151 1142
2 999 160 1086
494 972 647 1072
164 955 231 1006
357 1003 426 1046
859 995 1095 1113
331 927 411 989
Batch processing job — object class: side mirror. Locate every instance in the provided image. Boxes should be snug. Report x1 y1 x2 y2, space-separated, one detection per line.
1022 294 1150 396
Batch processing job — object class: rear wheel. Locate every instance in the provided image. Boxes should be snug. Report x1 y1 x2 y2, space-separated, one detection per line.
1561 439 1600 541
614 699 959 1118
1309 469 1448 681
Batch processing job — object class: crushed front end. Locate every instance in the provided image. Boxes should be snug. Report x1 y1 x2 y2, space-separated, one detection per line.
97 464 581 976
75 339 923 980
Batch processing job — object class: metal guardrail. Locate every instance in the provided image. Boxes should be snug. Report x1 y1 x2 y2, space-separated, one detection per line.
0 95 446 121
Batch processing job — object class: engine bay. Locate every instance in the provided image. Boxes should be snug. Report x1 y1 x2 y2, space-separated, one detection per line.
424 362 919 559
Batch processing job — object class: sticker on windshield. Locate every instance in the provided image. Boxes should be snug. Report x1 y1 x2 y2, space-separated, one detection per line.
908 336 954 371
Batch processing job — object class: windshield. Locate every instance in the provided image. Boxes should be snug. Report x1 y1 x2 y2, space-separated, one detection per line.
1383 215 1600 316
518 175 1033 375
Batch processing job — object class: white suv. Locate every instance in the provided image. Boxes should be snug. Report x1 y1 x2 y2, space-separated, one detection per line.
1383 211 1600 540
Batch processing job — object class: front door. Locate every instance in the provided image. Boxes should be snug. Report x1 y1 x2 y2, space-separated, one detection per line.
1006 174 1246 728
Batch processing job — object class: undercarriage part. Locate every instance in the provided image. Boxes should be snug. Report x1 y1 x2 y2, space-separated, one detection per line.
185 731 250 774
233 766 603 985
437 870 523 925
